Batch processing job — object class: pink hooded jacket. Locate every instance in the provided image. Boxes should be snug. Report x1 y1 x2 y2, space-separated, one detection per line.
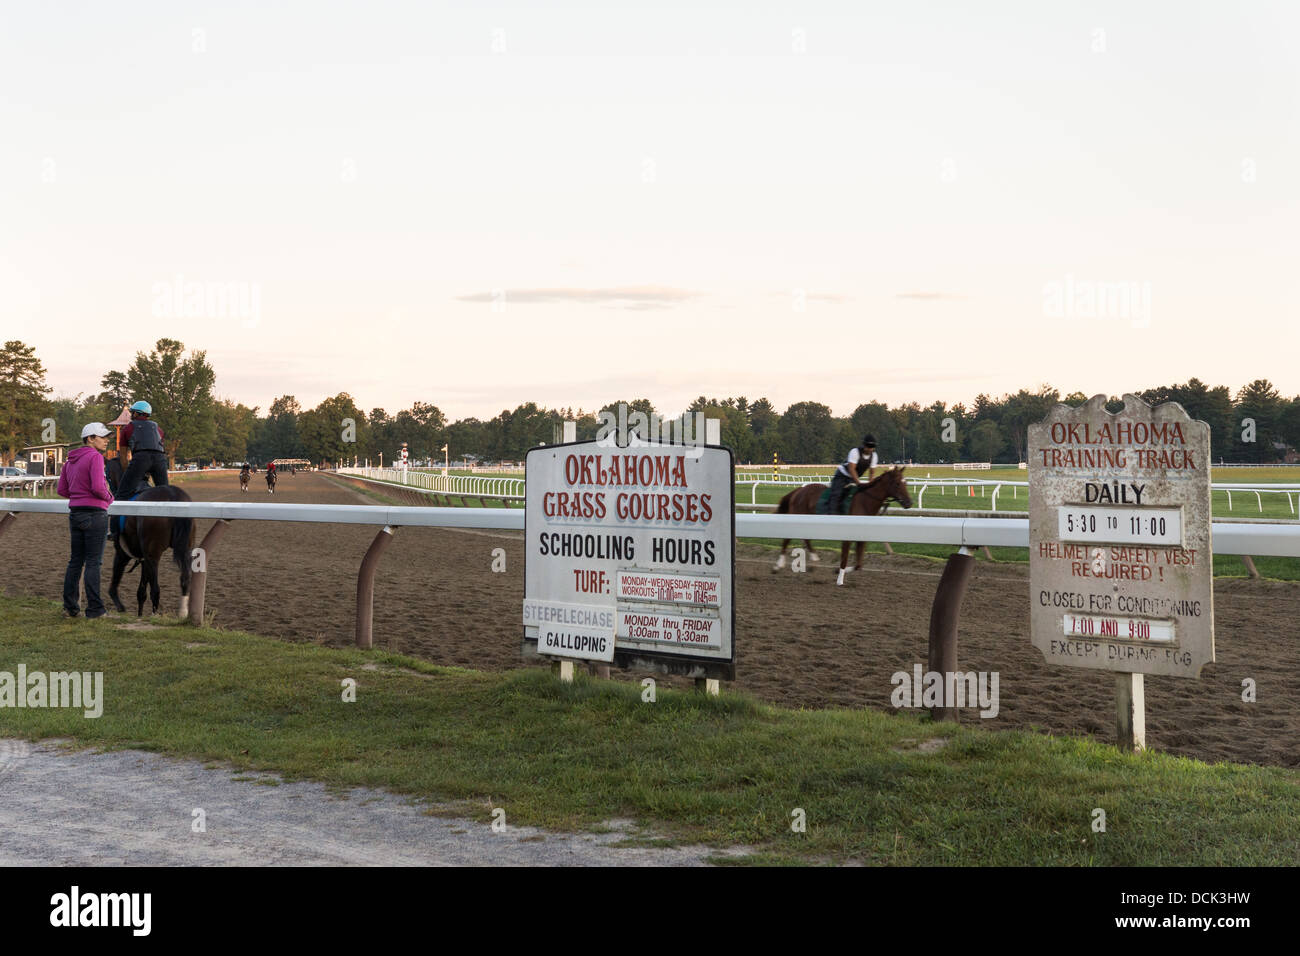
57 445 115 509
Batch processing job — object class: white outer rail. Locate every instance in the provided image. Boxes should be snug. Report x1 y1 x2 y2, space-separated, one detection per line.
4 499 1298 557
337 467 525 499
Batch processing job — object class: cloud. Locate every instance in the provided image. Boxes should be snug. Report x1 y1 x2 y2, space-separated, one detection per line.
895 292 965 300
766 291 850 303
455 286 703 309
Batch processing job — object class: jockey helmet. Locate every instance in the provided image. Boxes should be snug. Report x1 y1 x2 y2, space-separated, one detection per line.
862 434 877 447
129 400 153 416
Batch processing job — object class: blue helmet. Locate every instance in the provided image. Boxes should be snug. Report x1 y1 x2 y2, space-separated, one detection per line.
130 400 153 415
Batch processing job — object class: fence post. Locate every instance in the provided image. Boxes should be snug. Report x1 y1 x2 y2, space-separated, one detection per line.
356 525 396 648
188 518 231 624
927 547 975 722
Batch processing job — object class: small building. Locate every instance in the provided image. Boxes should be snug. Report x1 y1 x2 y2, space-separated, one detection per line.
108 403 132 461
21 443 68 477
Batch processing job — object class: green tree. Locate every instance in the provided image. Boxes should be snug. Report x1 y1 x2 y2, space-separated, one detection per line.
968 419 1004 462
1140 378 1235 460
45 394 83 445
299 394 368 465
999 385 1060 463
747 398 780 460
1234 379 1284 463
211 400 258 464
0 341 52 464
96 370 131 413
124 338 217 466
393 401 448 460
778 401 838 463
252 395 306 462
849 402 901 461
446 417 486 463
680 399 750 458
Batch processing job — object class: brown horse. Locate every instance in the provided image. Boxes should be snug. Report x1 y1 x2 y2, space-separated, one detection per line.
108 485 195 616
239 469 250 491
773 467 913 585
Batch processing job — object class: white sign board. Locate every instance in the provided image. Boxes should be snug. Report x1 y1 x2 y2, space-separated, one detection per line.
1028 394 1214 678
524 439 734 672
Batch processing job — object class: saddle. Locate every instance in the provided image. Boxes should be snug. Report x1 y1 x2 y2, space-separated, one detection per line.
113 491 145 538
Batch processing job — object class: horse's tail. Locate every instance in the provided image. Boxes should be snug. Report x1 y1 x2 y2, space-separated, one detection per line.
171 514 193 572
777 490 793 514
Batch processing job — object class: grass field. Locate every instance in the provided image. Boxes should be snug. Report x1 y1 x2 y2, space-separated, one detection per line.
2 592 1297 865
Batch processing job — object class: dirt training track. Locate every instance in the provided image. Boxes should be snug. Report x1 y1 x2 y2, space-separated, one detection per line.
5 472 1298 769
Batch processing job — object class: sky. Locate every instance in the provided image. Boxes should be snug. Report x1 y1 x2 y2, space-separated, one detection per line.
2 1 1297 421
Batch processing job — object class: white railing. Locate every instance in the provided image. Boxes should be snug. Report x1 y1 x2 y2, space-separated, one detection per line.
1213 484 1300 515
4 498 1298 557
337 467 525 500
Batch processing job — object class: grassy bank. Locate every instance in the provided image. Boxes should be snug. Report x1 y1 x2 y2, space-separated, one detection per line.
1 594 1297 865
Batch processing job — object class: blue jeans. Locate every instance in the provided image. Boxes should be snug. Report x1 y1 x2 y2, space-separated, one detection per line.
64 509 109 617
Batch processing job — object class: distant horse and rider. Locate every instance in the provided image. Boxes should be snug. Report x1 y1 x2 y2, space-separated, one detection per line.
774 467 913 585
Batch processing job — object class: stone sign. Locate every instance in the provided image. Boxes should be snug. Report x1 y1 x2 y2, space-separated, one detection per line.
1028 394 1214 678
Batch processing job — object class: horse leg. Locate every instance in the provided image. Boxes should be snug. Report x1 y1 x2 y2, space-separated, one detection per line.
178 540 192 619
774 539 789 571
149 558 161 615
108 545 128 612
136 559 149 616
836 542 852 587
805 539 819 562
855 541 866 571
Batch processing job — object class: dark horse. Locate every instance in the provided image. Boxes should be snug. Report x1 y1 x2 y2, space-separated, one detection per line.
774 467 913 586
108 485 195 617
265 468 277 493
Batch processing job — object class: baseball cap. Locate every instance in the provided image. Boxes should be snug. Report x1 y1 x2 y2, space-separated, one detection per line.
81 422 111 439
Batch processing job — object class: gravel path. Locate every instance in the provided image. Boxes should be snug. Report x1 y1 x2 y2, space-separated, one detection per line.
0 739 740 866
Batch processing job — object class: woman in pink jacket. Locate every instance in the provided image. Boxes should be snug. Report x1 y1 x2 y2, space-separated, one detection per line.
57 423 115 618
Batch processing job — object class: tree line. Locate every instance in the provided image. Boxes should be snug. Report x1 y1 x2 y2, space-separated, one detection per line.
2 338 1298 467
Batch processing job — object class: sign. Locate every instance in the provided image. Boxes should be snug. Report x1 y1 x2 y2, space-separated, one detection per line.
1028 394 1214 678
523 439 734 674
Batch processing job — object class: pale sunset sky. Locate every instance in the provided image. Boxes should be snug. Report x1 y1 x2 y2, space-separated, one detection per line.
2 1 1297 420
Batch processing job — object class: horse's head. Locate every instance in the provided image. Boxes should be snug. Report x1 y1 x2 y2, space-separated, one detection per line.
886 466 913 509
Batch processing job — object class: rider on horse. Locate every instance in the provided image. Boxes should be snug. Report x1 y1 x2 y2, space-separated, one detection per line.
108 400 169 541
827 434 878 516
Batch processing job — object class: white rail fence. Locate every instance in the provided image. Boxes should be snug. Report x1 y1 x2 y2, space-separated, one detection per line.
4 499 1297 647
337 467 525 501
5 498 1298 556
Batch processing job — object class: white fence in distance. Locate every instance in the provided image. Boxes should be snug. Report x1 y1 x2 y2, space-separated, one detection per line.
4 497 1298 557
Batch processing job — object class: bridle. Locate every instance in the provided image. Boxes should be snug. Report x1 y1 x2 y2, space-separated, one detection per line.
856 471 909 515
